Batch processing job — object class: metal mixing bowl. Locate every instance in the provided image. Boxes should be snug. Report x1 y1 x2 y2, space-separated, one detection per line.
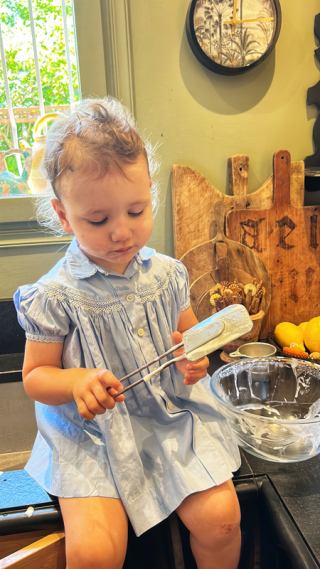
210 357 320 463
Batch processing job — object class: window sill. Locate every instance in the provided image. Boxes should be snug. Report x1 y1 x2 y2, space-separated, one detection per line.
0 195 71 250
1 195 44 224
0 197 71 298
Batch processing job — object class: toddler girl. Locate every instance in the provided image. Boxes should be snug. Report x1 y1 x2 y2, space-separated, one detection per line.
14 98 241 569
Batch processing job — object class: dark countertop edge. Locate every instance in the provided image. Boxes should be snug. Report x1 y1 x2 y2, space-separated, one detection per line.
258 476 320 569
0 372 23 384
0 506 62 536
0 353 24 382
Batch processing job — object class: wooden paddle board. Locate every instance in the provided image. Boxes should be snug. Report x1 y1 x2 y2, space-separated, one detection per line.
226 150 320 337
172 156 304 260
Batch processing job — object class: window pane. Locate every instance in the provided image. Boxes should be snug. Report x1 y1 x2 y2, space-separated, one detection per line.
0 0 79 194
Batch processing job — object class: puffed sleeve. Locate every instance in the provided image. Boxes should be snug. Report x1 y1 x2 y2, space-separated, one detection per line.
13 283 70 343
174 259 190 312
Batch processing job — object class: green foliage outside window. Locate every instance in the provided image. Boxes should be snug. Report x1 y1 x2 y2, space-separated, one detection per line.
0 0 79 175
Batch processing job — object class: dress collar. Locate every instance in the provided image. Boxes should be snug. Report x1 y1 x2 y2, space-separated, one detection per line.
66 238 155 280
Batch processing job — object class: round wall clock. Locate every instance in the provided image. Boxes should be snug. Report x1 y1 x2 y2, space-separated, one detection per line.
186 0 282 75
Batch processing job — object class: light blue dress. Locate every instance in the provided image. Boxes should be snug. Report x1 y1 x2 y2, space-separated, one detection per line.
14 238 240 536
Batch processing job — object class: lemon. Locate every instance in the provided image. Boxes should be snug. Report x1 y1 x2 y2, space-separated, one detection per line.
274 322 305 350
299 322 308 334
303 316 320 353
310 352 320 359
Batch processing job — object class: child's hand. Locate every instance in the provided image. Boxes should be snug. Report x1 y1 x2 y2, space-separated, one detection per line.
72 369 124 420
172 331 209 385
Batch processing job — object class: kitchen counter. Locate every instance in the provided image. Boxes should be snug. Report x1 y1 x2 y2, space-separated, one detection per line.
1 349 320 568
209 350 320 568
237 450 320 567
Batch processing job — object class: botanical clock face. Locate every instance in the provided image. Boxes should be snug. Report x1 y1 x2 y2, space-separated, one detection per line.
186 0 282 75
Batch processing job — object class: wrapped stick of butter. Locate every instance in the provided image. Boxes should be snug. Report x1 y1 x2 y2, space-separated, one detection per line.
184 304 253 361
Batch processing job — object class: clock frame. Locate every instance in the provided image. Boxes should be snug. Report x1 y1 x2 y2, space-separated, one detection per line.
186 0 282 76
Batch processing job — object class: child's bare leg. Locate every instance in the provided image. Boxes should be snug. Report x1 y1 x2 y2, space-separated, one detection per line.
176 480 241 569
59 496 128 569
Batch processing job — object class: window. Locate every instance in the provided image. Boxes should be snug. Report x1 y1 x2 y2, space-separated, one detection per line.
0 0 79 188
0 0 132 298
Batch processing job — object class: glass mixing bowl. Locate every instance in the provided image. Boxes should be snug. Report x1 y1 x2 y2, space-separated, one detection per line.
210 357 320 463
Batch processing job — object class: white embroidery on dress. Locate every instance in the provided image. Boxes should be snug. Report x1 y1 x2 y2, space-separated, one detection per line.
39 259 177 313
138 260 176 303
26 334 64 343
41 283 123 315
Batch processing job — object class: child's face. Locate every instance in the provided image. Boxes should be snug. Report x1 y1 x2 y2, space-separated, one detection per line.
52 157 153 274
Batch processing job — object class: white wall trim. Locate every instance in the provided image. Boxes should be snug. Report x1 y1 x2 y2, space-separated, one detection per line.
101 0 135 114
73 0 108 98
0 235 71 251
0 196 37 224
0 197 71 251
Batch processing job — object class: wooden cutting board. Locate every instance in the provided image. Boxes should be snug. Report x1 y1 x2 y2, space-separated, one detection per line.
226 150 320 337
172 156 304 260
180 201 272 329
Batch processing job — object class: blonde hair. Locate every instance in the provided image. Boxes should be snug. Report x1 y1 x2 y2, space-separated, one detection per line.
36 97 160 236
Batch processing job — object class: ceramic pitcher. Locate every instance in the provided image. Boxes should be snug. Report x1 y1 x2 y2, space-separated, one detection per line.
28 112 62 194
0 148 32 196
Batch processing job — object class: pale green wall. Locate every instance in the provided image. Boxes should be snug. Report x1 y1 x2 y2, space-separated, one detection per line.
127 0 320 257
